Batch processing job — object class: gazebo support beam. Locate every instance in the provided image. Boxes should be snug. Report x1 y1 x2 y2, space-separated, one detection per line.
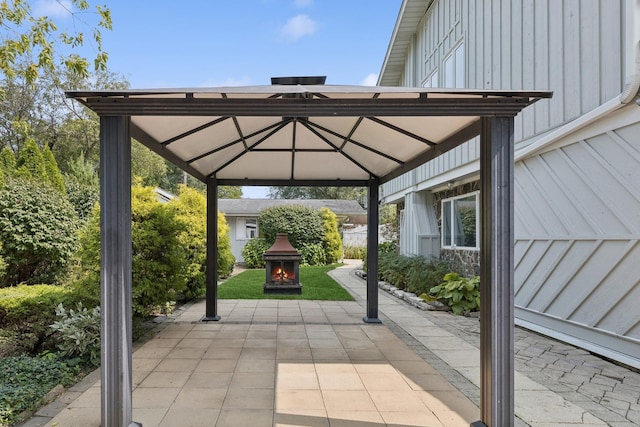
363 176 381 323
99 116 140 427
204 176 221 321
472 116 515 427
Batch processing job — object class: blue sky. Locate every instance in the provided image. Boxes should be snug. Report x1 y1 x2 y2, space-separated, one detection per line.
95 0 401 88
37 0 403 196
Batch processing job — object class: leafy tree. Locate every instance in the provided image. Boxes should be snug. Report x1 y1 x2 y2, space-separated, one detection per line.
258 205 324 250
0 178 80 287
219 185 242 199
268 186 367 207
167 186 234 299
320 207 343 263
131 140 167 187
15 137 46 181
42 143 65 192
0 0 112 85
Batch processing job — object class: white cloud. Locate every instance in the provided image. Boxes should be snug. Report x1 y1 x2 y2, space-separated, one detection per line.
279 14 317 41
361 73 378 86
293 0 313 7
33 0 73 18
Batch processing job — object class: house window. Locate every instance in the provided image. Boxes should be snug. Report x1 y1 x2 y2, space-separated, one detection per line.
441 192 478 249
245 218 257 239
423 70 438 88
443 43 465 88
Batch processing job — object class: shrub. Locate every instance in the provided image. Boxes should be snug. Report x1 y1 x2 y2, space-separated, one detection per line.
379 241 398 254
76 184 188 319
0 354 76 426
50 303 100 368
0 243 6 280
0 147 16 176
429 273 480 315
241 238 270 268
258 205 324 249
62 152 99 221
63 177 99 221
343 245 366 259
320 207 343 263
42 144 65 193
15 138 47 183
378 252 450 296
168 186 235 299
0 179 80 286
299 242 326 266
0 284 74 354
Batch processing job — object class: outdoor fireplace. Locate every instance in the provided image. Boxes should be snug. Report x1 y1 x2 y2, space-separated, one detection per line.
263 233 302 294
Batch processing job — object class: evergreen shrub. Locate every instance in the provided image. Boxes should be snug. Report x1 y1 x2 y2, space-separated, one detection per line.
241 238 270 269
0 284 74 354
320 207 343 263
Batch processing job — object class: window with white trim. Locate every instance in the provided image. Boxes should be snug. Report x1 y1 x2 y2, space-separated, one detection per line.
245 218 257 239
441 192 478 249
443 43 465 88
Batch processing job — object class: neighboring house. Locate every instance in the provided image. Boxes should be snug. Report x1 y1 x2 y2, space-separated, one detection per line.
379 0 640 368
218 199 367 262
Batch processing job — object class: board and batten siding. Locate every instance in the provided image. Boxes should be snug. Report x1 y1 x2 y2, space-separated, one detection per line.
514 105 640 367
382 0 624 199
381 0 640 367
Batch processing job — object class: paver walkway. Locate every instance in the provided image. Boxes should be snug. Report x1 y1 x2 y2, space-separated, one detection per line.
20 262 640 426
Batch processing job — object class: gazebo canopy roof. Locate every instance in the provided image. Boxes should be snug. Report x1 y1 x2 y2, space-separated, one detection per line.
67 78 551 185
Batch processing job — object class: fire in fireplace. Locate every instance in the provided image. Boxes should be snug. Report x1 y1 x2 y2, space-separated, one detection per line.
263 233 302 294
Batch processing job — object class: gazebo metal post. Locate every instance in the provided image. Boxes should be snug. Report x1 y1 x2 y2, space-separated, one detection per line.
364 176 382 323
472 116 515 427
204 176 221 321
99 116 140 427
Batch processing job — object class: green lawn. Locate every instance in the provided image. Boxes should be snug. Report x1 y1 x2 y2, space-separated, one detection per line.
218 264 354 300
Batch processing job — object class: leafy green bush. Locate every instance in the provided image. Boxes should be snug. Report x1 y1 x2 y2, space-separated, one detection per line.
378 252 450 296
168 186 235 299
63 177 99 221
62 152 99 221
258 205 324 249
379 241 398 254
0 284 74 354
429 273 480 315
77 184 188 319
50 303 100 368
241 238 270 268
299 243 326 266
320 207 343 263
343 245 366 259
0 178 80 286
0 354 76 426
0 243 6 280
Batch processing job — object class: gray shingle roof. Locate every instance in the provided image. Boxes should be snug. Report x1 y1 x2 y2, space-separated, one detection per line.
218 198 366 217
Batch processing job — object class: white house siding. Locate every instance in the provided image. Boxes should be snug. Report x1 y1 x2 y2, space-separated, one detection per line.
384 0 624 200
380 0 640 367
514 104 640 368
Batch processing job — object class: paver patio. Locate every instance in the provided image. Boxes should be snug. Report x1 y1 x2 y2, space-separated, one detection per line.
38 295 478 427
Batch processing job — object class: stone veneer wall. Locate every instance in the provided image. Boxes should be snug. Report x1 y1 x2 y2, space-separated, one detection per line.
433 181 480 277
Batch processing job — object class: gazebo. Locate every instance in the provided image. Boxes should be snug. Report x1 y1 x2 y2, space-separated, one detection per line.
66 77 551 427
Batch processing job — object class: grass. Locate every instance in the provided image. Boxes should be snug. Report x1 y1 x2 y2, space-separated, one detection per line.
218 264 354 301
